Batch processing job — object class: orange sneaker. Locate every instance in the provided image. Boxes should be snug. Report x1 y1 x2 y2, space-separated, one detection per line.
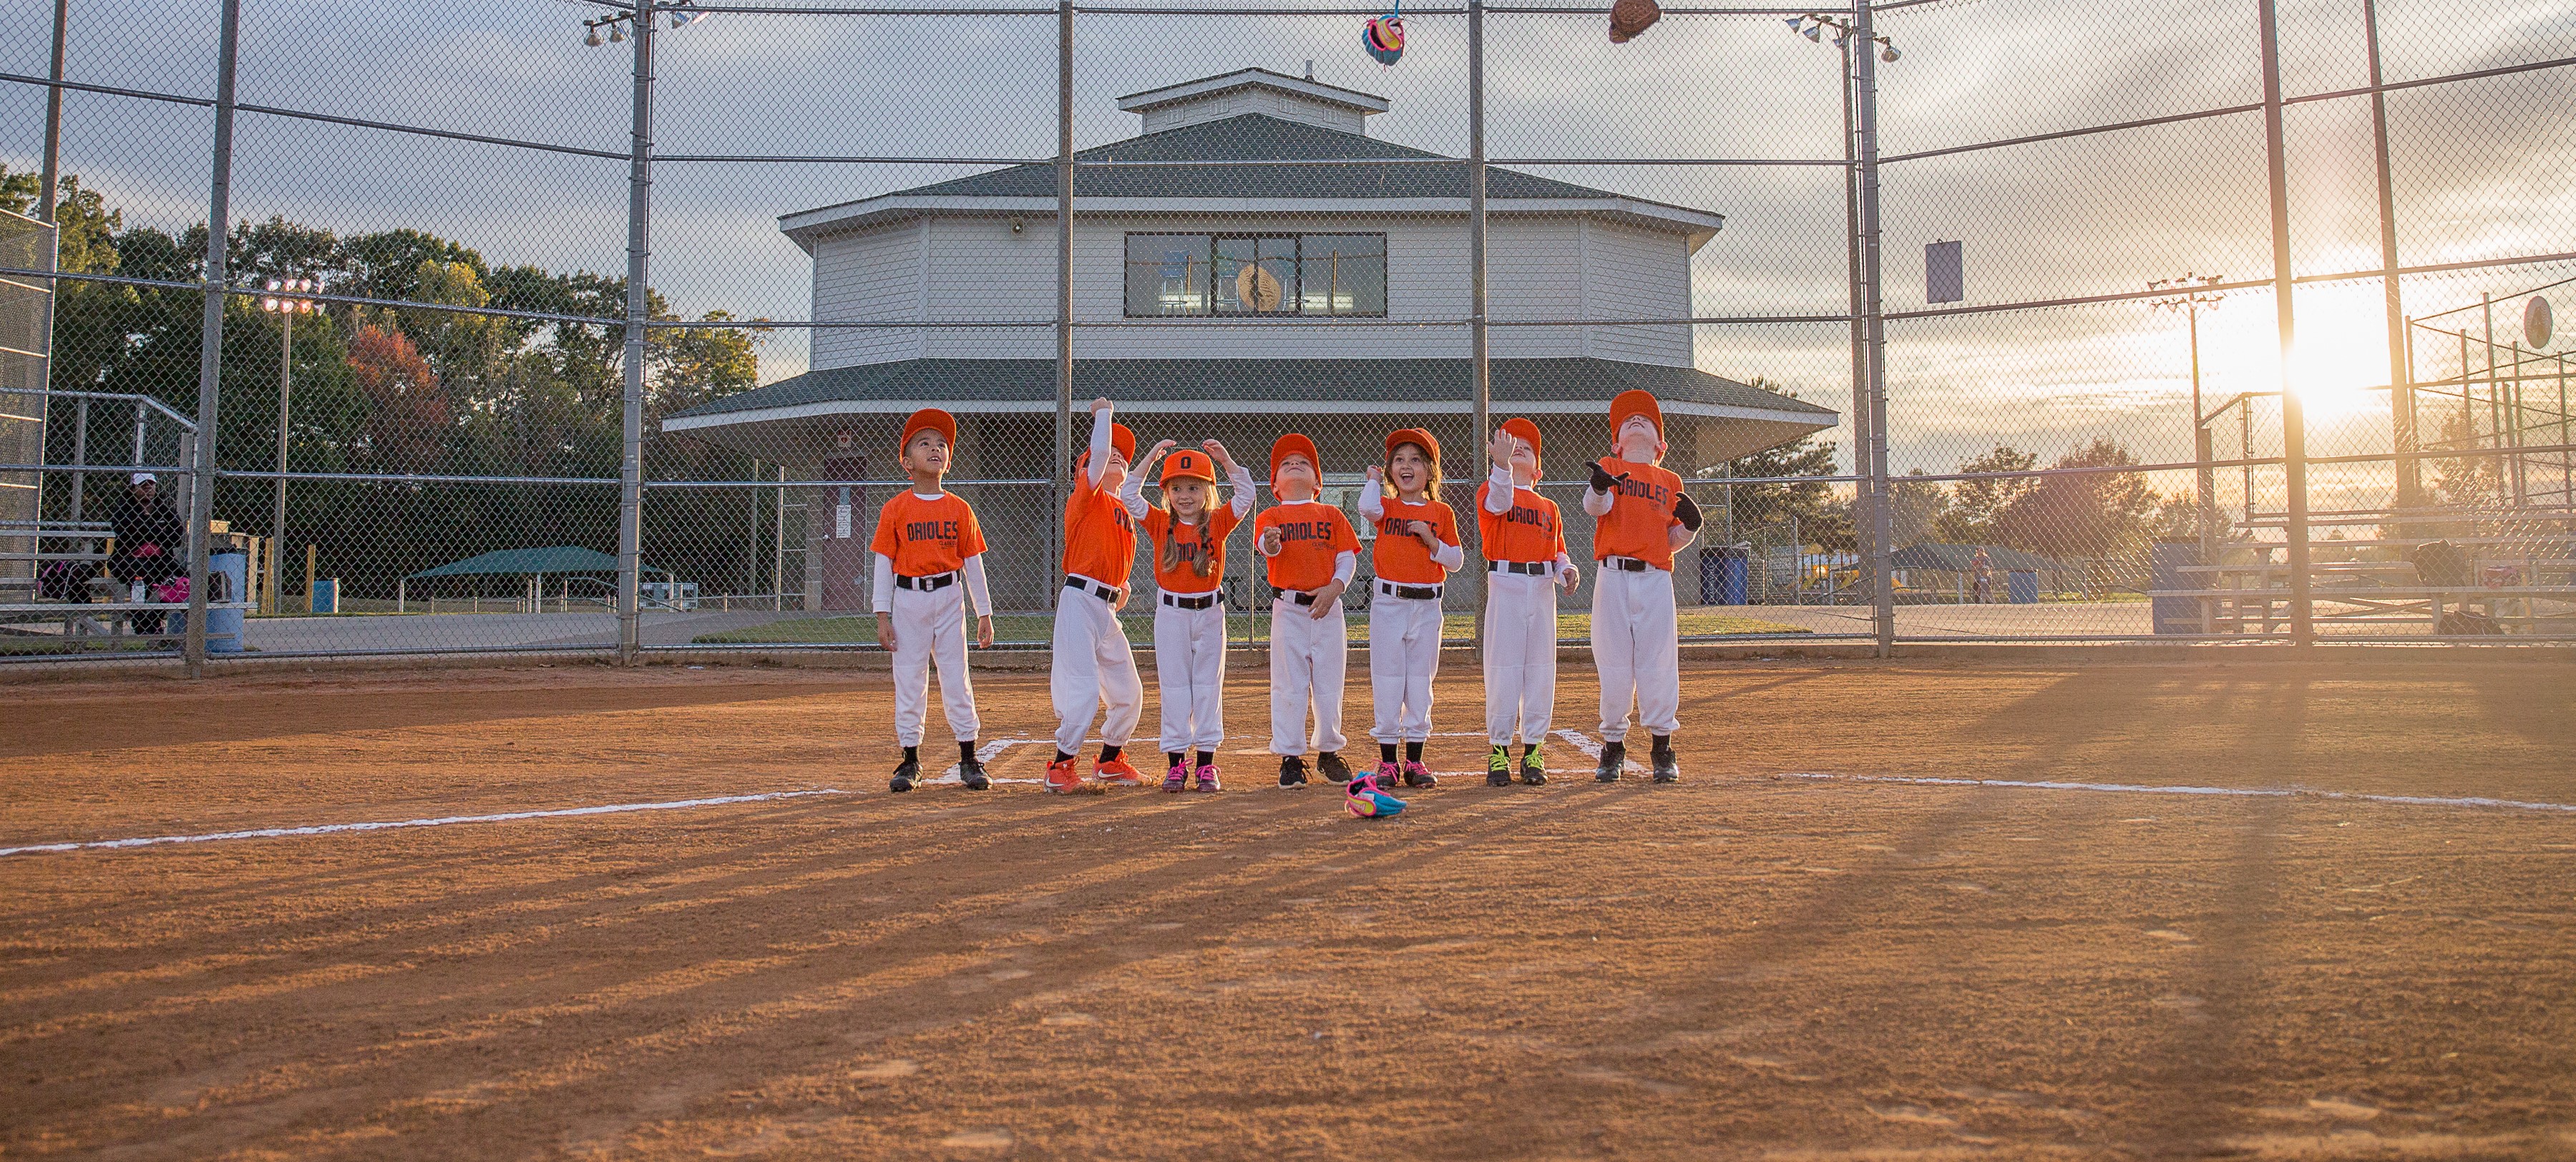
1093 755 1146 786
1045 757 1087 794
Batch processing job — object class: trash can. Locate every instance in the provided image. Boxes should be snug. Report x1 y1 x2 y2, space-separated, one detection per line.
1699 544 1750 605
2147 540 2203 635
207 548 247 653
2006 570 2039 605
312 577 338 614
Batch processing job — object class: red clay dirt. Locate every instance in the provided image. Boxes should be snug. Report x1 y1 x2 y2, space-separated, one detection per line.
2 658 2573 1160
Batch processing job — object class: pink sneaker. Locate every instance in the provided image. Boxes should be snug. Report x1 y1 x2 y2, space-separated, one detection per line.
1402 760 1438 788
1375 760 1402 786
1194 763 1221 792
1163 761 1190 793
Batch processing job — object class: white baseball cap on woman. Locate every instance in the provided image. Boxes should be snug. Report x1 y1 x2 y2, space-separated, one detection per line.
130 472 156 485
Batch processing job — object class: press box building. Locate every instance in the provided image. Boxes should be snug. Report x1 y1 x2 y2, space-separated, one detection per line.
665 68 1836 612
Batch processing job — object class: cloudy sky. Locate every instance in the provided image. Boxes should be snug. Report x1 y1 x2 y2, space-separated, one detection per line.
5 0 2570 490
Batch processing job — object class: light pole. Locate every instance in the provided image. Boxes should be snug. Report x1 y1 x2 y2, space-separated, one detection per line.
2152 273 2225 561
1790 11 1898 644
260 278 316 614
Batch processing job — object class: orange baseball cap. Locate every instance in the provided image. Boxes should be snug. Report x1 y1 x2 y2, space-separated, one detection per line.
1385 427 1441 470
1501 416 1543 477
900 407 957 454
1075 423 1137 476
1161 448 1216 485
1609 389 1662 439
1271 433 1322 482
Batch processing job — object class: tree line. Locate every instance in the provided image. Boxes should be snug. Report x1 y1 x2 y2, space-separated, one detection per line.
4 165 771 600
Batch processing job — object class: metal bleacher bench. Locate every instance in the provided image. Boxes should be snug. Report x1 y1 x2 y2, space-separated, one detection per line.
0 522 247 649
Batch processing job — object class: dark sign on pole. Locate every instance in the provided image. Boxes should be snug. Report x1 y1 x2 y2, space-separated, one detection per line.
1926 239 1963 305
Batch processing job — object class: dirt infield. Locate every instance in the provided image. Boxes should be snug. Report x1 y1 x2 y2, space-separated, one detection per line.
4 658 2574 1160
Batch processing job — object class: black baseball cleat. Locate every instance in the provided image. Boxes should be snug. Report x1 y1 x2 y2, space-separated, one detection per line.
1596 740 1625 783
1518 745 1549 786
959 757 992 791
1486 745 1513 787
889 756 921 794
1317 751 1352 783
1652 746 1679 783
1279 756 1311 787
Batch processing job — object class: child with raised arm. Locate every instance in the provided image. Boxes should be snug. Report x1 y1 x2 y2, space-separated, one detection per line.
1357 427 1461 789
1478 417 1581 787
1584 389 1703 783
1254 433 1360 788
1121 437 1257 792
873 408 997 794
1046 398 1147 794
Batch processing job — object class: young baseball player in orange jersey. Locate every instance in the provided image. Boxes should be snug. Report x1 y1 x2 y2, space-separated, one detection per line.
1356 428 1462 789
1584 389 1704 783
1478 417 1581 786
1254 433 1361 787
1120 437 1257 792
1047 398 1148 794
873 409 997 794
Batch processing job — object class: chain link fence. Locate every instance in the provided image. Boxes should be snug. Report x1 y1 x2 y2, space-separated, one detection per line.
2 0 2570 665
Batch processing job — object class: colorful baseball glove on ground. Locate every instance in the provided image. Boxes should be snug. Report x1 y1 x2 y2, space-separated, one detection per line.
1346 773 1407 819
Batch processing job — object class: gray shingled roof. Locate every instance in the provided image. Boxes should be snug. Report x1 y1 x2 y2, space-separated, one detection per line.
668 358 1835 421
782 114 1717 220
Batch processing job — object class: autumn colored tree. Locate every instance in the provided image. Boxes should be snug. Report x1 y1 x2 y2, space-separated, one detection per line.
346 323 449 474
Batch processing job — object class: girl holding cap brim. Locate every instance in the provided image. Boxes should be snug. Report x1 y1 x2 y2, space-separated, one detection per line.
1121 436 1258 792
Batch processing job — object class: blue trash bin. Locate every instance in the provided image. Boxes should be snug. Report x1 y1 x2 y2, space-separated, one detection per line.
207 549 246 653
312 577 338 614
2147 541 2203 635
2006 570 2039 605
1699 545 1751 605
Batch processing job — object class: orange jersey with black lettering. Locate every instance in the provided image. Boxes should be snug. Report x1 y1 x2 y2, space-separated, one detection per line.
1062 472 1138 587
1591 458 1686 570
1370 496 1461 585
870 490 986 576
1255 501 1360 592
1143 504 1244 595
1476 481 1565 565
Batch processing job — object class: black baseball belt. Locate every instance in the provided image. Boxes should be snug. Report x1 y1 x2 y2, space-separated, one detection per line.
1377 580 1443 600
895 571 957 591
1603 557 1657 573
1063 575 1121 602
1488 560 1550 575
1160 590 1220 610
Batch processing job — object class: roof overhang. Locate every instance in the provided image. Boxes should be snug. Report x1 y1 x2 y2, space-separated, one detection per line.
781 195 1724 253
663 396 1818 434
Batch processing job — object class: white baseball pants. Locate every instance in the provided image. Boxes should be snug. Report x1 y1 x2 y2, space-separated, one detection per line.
1483 571 1558 746
1592 565 1679 743
1368 587 1443 743
889 581 979 747
1051 586 1141 755
1154 598 1228 753
1269 597 1349 756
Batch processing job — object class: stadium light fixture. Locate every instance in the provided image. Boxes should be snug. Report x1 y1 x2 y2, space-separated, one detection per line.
260 275 319 615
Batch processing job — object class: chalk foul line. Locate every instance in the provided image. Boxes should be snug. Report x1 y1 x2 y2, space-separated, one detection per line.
0 788 855 859
1777 772 2576 814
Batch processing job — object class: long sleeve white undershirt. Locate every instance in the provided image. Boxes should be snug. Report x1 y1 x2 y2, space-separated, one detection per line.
1432 540 1465 572
1117 469 1149 519
1483 465 1518 514
1226 464 1257 517
1086 407 1113 487
872 552 894 612
1357 484 1384 520
1582 481 1617 517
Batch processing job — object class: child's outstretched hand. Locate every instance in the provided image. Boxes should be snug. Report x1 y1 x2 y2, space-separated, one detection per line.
1201 439 1235 470
1259 526 1284 555
975 614 994 648
1141 438 1176 469
1488 427 1516 472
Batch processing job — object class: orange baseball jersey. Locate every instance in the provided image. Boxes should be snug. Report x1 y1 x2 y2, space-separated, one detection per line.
1143 504 1244 595
1477 480 1566 565
871 491 987 576
1255 501 1360 592
1062 472 1138 587
1370 497 1461 585
1591 458 1687 570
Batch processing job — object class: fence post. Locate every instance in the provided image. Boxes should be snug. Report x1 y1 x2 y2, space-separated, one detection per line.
1468 0 1488 648
2363 0 2413 517
616 1 657 665
1054 0 1075 606
185 0 242 679
2256 0 2311 643
1852 0 1895 656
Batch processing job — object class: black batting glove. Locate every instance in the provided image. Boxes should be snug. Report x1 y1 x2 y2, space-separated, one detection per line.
1589 462 1625 494
1672 492 1704 532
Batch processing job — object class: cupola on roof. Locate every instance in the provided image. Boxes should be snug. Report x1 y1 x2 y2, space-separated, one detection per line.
1116 67 1390 135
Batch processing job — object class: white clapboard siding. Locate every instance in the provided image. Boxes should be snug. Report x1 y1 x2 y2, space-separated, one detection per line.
810 225 923 369
808 214 1694 366
1580 220 1690 365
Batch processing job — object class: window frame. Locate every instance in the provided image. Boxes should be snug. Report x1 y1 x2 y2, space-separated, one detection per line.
1122 231 1388 319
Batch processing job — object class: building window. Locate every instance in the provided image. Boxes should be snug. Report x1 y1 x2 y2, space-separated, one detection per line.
1124 233 1387 317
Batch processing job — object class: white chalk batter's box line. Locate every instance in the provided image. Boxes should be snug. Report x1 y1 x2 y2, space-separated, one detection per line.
9 741 2565 860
